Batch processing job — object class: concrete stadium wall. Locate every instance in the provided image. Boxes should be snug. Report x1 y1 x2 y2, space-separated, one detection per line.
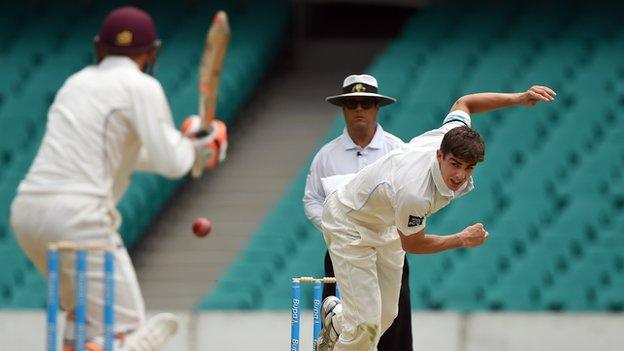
1 310 622 350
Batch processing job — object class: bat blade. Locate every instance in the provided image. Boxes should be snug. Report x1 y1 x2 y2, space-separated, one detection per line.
199 10 230 130
193 10 230 178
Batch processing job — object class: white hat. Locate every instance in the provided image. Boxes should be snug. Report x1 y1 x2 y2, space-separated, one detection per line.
326 74 396 107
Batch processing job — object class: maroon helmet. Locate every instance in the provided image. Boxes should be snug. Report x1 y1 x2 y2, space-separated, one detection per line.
94 6 161 54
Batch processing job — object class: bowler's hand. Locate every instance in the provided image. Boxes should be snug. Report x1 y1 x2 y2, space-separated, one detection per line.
458 223 489 247
520 85 556 106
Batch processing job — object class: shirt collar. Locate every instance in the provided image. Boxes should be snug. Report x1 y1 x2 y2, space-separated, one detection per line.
431 156 475 198
431 156 455 198
339 123 385 150
99 55 140 70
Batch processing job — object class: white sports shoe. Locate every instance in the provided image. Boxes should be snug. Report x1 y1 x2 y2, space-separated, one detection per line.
123 313 180 351
314 296 341 351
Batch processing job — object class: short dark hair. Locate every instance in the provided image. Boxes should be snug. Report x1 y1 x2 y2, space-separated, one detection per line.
440 126 485 164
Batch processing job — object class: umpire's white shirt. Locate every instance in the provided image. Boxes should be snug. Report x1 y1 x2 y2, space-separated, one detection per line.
18 56 194 203
334 111 475 245
303 124 404 229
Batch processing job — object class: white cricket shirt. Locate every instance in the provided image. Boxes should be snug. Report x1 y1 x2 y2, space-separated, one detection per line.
335 111 475 243
303 124 404 229
18 56 194 203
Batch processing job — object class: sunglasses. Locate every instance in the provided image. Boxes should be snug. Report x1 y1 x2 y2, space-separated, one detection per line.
343 99 377 110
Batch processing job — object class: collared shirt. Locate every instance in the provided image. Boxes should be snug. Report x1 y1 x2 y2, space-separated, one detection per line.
18 56 194 203
335 111 474 244
303 124 404 229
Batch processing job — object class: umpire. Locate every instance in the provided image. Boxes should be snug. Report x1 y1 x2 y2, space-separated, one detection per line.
303 74 413 350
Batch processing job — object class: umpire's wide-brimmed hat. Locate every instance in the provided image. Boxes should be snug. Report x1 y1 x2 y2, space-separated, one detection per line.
326 74 396 107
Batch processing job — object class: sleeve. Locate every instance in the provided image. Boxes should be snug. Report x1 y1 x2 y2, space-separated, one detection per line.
407 110 473 144
441 110 472 129
303 153 326 230
130 78 195 179
394 188 428 236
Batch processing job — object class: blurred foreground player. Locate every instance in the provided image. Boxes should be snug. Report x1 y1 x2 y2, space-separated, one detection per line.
316 86 556 351
303 74 413 350
10 6 227 350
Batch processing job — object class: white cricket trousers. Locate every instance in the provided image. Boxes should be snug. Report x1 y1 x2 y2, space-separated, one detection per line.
322 193 405 351
10 193 145 342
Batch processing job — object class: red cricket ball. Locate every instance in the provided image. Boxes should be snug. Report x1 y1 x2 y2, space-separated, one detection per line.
192 217 212 238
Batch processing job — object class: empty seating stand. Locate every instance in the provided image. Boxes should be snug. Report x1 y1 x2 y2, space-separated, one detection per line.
199 3 624 312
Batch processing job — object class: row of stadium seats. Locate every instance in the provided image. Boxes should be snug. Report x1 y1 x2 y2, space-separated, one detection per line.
199 3 624 311
0 0 290 308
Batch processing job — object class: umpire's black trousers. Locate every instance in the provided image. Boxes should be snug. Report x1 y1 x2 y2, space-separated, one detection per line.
322 251 413 350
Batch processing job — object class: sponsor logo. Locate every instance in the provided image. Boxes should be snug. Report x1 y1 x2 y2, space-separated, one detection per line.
408 215 423 227
292 298 299 323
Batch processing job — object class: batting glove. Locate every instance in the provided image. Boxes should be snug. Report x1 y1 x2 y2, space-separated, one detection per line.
181 116 228 173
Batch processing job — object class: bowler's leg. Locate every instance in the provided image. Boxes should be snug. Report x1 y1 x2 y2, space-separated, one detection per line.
376 238 405 336
328 244 382 351
321 194 383 351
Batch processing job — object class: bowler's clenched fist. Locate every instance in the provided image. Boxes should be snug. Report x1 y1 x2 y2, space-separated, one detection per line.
458 223 489 247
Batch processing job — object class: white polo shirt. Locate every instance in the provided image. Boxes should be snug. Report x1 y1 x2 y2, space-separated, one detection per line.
335 111 474 243
18 56 195 203
303 124 404 229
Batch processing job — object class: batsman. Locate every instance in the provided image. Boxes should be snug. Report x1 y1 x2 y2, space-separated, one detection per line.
10 6 227 350
316 85 556 350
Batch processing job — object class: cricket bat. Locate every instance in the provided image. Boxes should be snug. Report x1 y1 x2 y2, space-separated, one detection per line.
193 10 230 178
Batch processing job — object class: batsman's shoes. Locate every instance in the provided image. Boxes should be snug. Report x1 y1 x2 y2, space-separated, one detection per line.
123 313 179 351
314 296 342 351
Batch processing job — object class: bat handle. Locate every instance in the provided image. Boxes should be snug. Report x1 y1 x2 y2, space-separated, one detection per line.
191 164 203 179
195 125 214 138
191 122 214 179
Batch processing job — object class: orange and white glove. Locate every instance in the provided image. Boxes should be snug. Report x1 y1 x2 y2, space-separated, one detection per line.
181 116 228 176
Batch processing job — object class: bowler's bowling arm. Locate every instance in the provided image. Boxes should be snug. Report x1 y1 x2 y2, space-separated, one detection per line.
450 86 556 115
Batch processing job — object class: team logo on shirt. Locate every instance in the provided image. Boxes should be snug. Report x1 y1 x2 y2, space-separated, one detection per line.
407 215 423 227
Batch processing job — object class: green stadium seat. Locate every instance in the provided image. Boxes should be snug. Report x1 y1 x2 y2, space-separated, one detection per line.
543 246 621 311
